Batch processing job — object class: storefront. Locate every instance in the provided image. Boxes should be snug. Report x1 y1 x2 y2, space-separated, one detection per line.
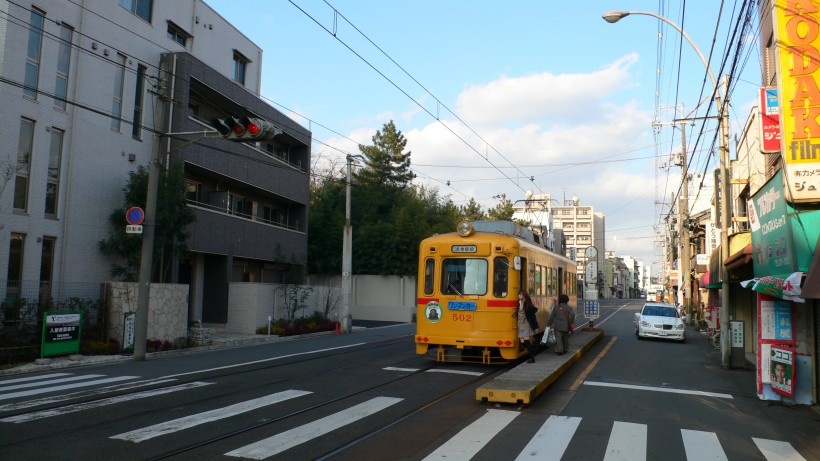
744 171 819 404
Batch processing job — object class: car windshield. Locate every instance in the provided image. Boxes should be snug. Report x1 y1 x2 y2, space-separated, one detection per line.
643 306 678 318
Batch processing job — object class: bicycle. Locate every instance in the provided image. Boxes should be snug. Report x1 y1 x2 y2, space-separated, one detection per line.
707 329 721 351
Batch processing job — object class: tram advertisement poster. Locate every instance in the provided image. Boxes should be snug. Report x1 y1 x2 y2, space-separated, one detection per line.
41 311 82 357
769 345 795 398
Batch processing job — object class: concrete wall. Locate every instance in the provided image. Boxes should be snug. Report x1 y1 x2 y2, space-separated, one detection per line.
104 282 189 343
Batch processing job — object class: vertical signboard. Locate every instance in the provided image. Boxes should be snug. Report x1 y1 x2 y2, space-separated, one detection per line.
41 311 82 357
775 4 820 202
759 88 781 153
747 170 796 277
122 311 136 353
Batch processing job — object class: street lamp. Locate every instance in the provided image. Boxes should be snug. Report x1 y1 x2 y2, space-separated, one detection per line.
604 10 732 368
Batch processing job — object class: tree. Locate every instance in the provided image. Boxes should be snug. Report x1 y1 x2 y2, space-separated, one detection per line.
459 198 485 222
355 120 415 191
98 164 195 282
486 193 515 221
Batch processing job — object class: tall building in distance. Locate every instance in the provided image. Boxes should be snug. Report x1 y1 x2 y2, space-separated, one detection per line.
512 194 605 287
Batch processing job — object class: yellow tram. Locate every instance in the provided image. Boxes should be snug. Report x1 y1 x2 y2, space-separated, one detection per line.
416 220 577 364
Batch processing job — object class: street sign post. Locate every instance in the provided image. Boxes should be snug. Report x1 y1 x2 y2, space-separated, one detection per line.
126 207 144 234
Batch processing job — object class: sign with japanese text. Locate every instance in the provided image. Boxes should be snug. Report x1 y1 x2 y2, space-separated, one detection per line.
122 311 136 353
759 296 794 344
775 3 820 201
769 345 795 397
760 88 781 153
41 311 82 357
748 170 797 277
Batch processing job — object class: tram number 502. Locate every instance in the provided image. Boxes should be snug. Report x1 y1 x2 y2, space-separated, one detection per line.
452 313 472 322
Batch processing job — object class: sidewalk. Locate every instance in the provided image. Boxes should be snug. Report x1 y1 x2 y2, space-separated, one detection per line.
0 328 348 376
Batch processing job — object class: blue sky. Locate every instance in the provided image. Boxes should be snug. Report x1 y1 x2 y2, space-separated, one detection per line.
205 0 762 272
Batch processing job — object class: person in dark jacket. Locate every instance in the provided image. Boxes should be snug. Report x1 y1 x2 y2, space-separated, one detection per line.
547 293 575 355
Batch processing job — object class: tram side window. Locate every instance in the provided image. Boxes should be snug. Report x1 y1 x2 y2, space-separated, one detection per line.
424 258 435 295
442 258 488 295
493 257 508 297
534 266 542 296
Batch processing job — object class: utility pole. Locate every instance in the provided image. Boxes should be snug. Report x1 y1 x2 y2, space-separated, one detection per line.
718 75 731 368
341 154 363 333
678 122 691 325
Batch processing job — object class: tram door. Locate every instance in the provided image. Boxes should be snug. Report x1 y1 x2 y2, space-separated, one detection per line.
518 257 528 294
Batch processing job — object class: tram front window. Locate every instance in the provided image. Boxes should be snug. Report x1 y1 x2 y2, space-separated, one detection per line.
441 258 488 295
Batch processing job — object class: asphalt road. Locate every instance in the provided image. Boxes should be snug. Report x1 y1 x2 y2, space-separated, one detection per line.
1 299 817 460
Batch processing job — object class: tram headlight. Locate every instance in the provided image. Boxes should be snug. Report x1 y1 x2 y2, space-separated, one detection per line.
457 221 474 237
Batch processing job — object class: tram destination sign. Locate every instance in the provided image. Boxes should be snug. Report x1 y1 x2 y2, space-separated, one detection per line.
451 245 477 253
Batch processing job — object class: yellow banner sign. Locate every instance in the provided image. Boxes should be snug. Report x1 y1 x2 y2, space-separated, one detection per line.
776 0 820 201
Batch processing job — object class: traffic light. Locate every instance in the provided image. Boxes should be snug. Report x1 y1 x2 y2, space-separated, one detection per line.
210 116 282 142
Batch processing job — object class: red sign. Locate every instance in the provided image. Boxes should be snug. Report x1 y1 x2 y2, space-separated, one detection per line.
759 88 780 153
126 207 145 225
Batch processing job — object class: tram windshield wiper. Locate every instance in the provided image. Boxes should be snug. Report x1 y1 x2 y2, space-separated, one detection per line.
447 281 463 297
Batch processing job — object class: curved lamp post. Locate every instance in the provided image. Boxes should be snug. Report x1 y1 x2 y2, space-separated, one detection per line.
603 10 732 368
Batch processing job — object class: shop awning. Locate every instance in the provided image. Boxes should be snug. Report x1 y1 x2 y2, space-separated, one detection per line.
740 273 805 302
724 243 753 271
801 235 820 299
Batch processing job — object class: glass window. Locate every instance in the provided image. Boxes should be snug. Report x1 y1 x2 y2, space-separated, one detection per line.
184 180 200 202
233 51 249 85
441 258 487 296
534 266 542 296
493 257 508 297
119 0 152 22
45 128 64 216
132 64 146 139
424 258 435 295
24 9 45 99
14 119 35 211
54 24 73 110
6 234 25 297
112 54 126 130
167 22 189 47
40 237 55 282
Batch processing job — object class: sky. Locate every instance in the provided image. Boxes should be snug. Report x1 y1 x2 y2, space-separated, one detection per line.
204 0 763 274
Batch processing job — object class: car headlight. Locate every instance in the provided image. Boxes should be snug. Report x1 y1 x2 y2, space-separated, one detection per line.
674 323 684 330
640 321 652 328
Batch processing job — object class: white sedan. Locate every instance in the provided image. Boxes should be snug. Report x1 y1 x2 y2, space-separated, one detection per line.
634 303 686 342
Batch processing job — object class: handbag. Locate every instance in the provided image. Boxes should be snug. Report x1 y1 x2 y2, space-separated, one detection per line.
541 327 556 346
559 306 574 334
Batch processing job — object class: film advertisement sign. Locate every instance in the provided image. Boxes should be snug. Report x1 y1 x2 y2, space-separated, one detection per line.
775 3 820 202
769 345 795 397
760 88 781 153
41 311 82 357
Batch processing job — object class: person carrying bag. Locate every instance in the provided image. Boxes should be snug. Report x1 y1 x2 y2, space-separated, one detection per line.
547 294 575 355
514 290 538 363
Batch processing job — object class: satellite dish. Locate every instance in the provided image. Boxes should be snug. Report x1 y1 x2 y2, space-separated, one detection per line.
572 196 579 205
525 190 533 199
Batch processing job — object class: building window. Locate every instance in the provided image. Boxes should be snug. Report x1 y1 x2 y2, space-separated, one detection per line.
53 24 73 110
132 64 146 139
233 51 249 85
24 8 45 99
6 234 25 299
112 54 126 131
40 237 55 287
579 207 591 215
229 192 252 218
167 21 189 47
119 0 152 22
14 118 35 212
45 128 64 216
184 180 200 202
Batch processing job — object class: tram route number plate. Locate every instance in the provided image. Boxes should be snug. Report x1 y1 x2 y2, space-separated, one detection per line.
449 301 476 311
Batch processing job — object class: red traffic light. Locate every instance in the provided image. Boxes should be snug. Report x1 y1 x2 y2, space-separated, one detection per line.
211 116 281 142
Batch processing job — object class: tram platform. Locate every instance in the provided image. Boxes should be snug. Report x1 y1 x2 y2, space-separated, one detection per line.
476 328 604 405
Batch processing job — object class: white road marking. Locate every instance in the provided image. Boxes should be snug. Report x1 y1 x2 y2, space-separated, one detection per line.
112 389 311 443
0 374 106 392
160 343 366 379
424 409 519 460
0 378 177 412
2 382 213 423
0 373 73 385
681 429 728 461
604 421 647 461
515 415 580 461
382 367 419 372
583 381 733 399
426 369 483 377
753 437 808 461
0 376 140 400
225 396 402 459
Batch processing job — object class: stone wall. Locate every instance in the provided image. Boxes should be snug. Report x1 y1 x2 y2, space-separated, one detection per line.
104 282 189 343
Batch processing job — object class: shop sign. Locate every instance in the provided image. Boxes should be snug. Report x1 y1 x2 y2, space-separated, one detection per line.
760 88 781 153
748 170 796 277
41 311 82 357
775 5 820 202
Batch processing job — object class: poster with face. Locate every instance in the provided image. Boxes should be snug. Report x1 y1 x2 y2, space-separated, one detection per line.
425 301 442 323
770 345 795 398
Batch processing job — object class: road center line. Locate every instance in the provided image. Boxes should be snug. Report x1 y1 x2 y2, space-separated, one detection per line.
582 381 733 399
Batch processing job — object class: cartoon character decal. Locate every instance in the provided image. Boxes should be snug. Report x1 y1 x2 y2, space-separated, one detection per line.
425 301 442 323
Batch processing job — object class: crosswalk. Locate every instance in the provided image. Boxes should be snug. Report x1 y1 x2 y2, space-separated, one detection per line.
0 373 810 460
